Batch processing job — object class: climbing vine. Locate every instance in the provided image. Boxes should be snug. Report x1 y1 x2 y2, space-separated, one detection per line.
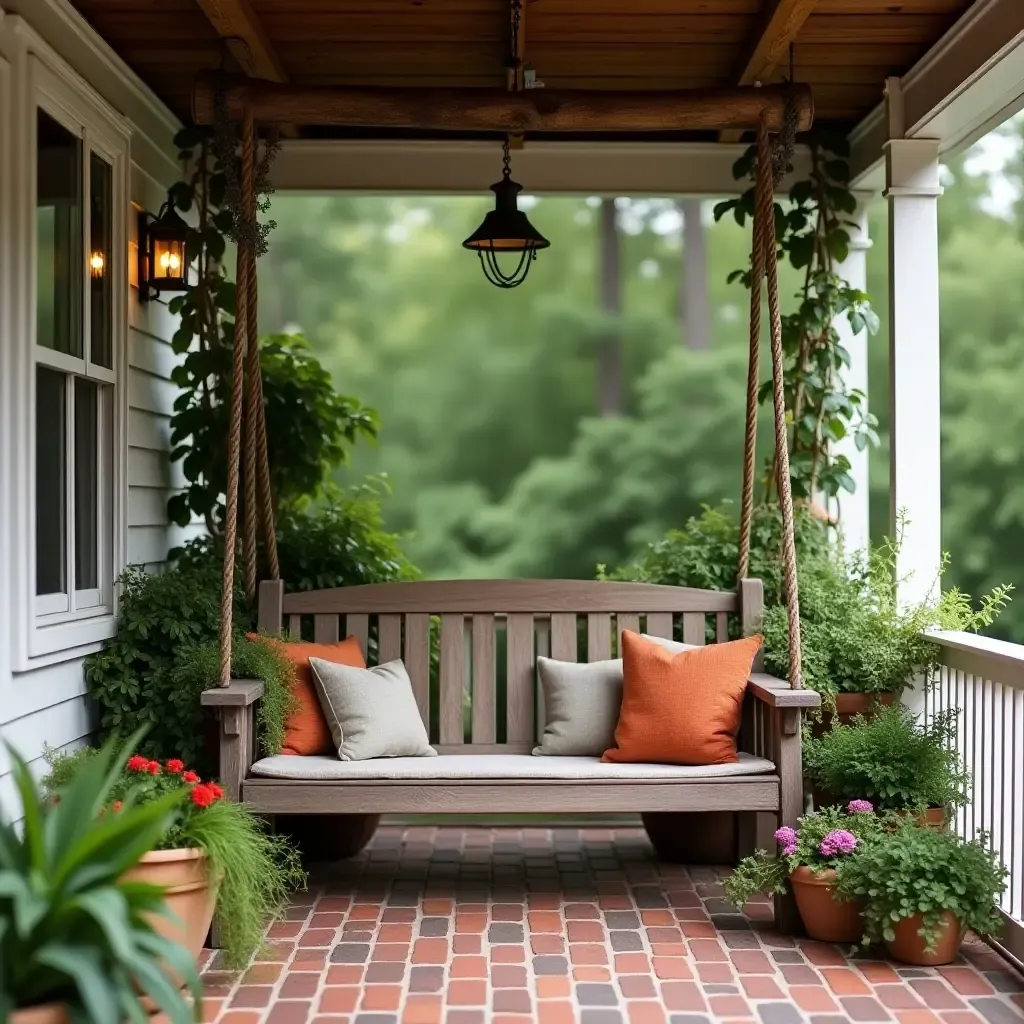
714 129 881 506
162 126 377 534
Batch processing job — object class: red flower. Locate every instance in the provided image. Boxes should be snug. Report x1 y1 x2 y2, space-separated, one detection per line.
112 800 123 812
208 782 224 800
166 759 185 774
146 761 161 775
190 784 217 809
182 770 200 784
126 755 149 772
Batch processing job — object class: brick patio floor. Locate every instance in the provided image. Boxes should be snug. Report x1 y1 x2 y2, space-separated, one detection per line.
199 826 1024 1024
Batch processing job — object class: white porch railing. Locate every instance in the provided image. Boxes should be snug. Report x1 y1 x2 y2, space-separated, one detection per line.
924 630 1024 968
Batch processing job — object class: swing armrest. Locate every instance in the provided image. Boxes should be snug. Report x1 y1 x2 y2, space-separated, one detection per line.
746 673 820 708
202 681 264 802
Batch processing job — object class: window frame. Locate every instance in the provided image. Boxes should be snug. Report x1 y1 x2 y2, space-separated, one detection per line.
18 54 129 664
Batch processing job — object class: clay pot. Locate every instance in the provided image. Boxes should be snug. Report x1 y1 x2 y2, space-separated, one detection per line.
887 911 965 965
917 807 947 829
811 692 899 739
10 1006 69 1024
123 848 216 962
790 866 864 943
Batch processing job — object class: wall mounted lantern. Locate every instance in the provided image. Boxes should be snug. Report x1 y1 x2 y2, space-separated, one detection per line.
463 140 549 288
138 202 190 300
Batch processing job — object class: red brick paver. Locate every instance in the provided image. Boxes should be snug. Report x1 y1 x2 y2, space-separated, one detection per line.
200 827 1024 1024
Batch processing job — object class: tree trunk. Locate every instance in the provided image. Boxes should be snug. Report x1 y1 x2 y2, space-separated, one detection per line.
679 198 711 350
598 197 622 416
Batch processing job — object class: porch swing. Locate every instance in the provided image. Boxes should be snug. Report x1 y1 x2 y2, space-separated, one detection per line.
199 88 819 929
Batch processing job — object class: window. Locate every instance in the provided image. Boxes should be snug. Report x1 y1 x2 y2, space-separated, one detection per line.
32 99 121 640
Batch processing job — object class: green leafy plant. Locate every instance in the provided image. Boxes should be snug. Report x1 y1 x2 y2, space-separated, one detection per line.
602 502 831 612
835 818 1007 951
724 803 883 909
43 749 305 971
805 704 972 811
84 560 295 773
715 130 880 502
761 518 1012 703
1 734 201 1023
161 126 378 534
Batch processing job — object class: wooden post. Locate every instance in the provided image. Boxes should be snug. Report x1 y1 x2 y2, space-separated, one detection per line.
774 706 804 933
885 78 942 606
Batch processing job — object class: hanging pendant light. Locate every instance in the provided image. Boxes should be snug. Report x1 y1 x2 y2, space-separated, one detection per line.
463 140 550 289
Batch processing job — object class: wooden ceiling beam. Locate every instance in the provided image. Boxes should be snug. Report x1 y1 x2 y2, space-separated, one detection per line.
192 76 814 134
194 0 288 82
720 0 822 141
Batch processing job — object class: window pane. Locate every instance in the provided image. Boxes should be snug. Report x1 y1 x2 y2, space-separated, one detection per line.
36 110 83 358
89 154 113 369
36 367 67 595
75 379 99 591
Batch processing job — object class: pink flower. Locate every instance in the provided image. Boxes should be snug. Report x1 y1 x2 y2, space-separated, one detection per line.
774 827 798 848
782 843 798 857
847 800 874 814
819 829 858 857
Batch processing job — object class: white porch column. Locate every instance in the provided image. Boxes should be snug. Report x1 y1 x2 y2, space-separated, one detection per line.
885 129 943 604
831 194 873 555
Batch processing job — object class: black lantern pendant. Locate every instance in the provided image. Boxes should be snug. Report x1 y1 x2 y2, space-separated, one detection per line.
138 201 190 300
463 140 550 288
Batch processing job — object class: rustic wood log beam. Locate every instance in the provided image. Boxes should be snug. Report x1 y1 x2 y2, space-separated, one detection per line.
195 0 287 82
192 76 813 134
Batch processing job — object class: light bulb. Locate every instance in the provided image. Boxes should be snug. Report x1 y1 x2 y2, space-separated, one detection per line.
89 251 105 277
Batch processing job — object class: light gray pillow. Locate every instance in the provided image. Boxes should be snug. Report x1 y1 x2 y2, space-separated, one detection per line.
533 657 623 757
641 633 699 654
309 657 436 761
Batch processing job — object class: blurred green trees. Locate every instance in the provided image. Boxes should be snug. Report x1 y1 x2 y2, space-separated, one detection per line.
259 119 1024 641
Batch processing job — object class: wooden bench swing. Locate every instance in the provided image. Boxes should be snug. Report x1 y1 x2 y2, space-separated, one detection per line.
199 84 820 929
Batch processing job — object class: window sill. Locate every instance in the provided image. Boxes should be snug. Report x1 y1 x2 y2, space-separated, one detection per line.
25 610 116 666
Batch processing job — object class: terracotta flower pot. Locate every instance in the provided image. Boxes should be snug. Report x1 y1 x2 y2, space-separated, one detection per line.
122 848 216 962
10 1006 69 1024
811 692 899 739
790 866 864 943
886 911 965 965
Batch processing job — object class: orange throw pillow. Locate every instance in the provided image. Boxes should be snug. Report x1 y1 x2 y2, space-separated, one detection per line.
247 634 366 756
602 630 762 766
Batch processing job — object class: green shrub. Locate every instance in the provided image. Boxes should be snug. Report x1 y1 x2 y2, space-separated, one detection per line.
804 704 971 811
762 527 1012 703
3 734 200 1022
836 818 1007 951
602 503 832 611
43 746 305 971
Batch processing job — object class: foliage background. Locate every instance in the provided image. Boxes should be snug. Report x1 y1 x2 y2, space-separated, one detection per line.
253 118 1024 640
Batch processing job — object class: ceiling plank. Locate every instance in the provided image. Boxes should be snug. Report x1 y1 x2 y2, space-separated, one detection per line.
194 0 288 81
720 0 823 141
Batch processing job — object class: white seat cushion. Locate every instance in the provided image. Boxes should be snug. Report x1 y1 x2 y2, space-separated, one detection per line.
250 751 775 782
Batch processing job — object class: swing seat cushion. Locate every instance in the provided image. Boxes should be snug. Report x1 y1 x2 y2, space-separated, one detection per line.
603 631 763 767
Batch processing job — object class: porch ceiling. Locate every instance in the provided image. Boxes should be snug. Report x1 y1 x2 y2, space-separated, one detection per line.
66 0 974 141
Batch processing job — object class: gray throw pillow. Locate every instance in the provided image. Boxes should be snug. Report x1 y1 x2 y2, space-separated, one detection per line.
309 657 436 761
641 633 698 654
533 657 623 757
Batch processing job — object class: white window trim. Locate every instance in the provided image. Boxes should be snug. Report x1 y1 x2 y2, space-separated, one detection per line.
9 46 130 668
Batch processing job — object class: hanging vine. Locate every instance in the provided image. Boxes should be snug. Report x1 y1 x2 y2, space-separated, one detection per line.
715 128 881 507
163 126 377 536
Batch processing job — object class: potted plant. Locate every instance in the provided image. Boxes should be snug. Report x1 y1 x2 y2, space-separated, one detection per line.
804 703 969 824
835 817 1007 965
44 748 305 970
1 736 202 1023
724 804 882 942
761 520 1012 724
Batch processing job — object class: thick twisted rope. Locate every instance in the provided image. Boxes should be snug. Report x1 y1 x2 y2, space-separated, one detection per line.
736 115 772 583
241 108 259 604
217 111 252 686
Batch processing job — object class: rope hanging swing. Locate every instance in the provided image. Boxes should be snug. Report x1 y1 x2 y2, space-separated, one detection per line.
213 99 804 692
737 110 804 689
218 104 279 687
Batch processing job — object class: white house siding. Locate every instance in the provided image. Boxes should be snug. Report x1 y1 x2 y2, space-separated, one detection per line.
0 0 196 817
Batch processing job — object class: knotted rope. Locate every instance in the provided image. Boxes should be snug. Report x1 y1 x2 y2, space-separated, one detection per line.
736 97 804 689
